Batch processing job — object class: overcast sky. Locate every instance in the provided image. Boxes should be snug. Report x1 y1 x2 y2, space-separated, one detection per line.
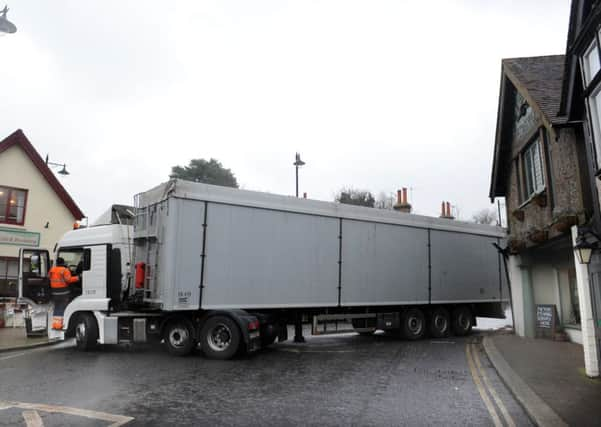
1 0 570 222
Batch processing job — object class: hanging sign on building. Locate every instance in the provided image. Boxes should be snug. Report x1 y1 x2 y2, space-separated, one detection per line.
0 228 40 247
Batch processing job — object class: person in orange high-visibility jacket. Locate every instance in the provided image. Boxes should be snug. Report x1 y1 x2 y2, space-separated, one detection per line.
50 257 79 330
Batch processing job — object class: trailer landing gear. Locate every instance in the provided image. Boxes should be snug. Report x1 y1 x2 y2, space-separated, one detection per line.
294 313 305 343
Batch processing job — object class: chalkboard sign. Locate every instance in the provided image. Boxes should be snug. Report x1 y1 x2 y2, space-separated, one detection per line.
536 304 557 338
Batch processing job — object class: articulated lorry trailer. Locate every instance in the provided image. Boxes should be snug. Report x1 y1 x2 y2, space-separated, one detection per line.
18 179 508 359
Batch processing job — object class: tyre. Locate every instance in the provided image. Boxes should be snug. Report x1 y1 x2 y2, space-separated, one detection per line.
74 313 99 351
452 306 473 336
352 318 376 336
164 320 195 356
401 308 426 340
428 307 450 338
200 316 241 360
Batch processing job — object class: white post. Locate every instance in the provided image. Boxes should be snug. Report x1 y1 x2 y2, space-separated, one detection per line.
571 225 600 378
508 255 526 337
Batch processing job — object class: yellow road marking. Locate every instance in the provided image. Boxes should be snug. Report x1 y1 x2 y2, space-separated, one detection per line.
0 401 133 427
466 343 503 427
471 343 516 427
22 410 44 427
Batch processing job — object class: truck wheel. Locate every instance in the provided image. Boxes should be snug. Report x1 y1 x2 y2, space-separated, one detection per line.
164 320 195 356
452 306 473 336
401 308 425 340
74 314 99 351
352 319 376 336
428 307 450 338
200 316 241 360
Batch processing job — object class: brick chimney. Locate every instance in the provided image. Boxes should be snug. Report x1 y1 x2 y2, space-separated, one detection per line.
439 201 455 219
393 187 412 213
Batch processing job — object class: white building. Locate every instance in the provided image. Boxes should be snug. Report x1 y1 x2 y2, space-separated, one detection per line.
0 129 84 305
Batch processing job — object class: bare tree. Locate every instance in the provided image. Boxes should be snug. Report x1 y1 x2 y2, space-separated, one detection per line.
335 188 375 208
375 191 395 210
472 208 498 225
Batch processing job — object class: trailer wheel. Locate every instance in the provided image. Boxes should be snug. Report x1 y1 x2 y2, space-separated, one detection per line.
200 316 241 360
452 306 473 336
74 313 99 351
428 307 450 338
164 320 195 356
401 308 425 340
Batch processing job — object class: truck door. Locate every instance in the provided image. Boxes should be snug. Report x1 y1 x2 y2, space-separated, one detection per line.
17 248 51 306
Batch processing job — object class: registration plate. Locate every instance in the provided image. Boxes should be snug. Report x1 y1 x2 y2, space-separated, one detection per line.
249 331 260 339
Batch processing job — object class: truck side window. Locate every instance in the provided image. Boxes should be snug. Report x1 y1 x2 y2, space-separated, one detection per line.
57 248 87 275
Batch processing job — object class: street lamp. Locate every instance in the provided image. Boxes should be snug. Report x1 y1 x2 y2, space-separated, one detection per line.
45 154 70 176
574 227 601 265
0 5 17 35
293 152 305 198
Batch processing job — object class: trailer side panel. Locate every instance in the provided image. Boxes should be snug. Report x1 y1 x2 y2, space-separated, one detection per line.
340 220 429 306
430 230 502 303
201 203 339 309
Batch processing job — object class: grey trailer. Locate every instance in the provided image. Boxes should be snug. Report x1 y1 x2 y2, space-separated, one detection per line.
135 180 507 311
127 179 508 357
23 179 507 359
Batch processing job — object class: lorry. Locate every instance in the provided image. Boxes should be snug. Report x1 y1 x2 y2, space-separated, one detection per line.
18 179 508 359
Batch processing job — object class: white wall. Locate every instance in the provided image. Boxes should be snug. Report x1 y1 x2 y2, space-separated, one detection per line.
531 265 556 305
0 145 77 258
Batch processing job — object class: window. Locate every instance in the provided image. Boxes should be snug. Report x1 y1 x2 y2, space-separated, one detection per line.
0 186 28 225
568 268 581 325
582 39 601 84
587 86 601 166
522 137 545 199
57 248 90 274
581 34 601 169
0 257 19 297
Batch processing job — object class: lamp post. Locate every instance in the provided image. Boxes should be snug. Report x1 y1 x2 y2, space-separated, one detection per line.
45 155 70 176
575 233 597 265
293 152 305 198
292 153 306 343
0 5 17 35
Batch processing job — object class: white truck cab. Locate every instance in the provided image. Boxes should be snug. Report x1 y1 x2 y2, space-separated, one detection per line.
18 224 132 342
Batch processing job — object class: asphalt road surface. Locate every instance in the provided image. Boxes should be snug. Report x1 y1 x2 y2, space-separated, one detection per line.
1 330 531 426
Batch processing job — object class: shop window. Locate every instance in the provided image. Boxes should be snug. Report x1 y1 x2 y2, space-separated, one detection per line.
0 257 19 297
0 186 28 225
568 268 581 326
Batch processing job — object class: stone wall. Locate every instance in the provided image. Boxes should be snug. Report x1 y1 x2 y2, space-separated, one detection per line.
505 113 586 252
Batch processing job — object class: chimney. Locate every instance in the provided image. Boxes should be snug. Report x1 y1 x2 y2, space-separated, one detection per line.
440 201 455 219
393 187 412 213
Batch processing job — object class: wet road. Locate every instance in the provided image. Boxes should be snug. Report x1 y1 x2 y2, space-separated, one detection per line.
1 331 531 426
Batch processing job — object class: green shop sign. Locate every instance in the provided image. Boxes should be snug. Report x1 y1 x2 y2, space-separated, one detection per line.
0 227 40 247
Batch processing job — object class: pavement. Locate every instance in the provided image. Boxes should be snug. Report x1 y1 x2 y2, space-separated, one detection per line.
0 330 532 426
483 332 601 427
0 327 59 352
